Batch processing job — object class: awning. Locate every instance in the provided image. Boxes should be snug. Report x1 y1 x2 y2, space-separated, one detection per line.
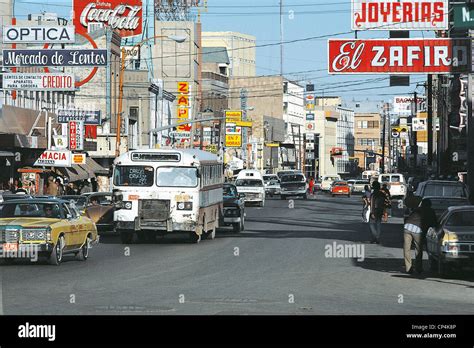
56 165 90 182
79 157 108 176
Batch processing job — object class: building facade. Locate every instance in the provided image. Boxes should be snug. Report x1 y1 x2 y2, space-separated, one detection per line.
336 107 355 176
354 113 383 172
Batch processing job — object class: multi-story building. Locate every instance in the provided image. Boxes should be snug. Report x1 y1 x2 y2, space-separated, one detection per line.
353 113 383 172
336 107 355 176
202 32 256 77
201 46 230 114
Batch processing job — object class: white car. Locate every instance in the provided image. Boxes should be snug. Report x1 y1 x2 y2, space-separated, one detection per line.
379 173 407 198
235 170 266 207
321 175 342 191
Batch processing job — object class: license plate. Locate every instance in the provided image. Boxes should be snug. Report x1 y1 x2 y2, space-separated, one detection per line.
3 243 18 252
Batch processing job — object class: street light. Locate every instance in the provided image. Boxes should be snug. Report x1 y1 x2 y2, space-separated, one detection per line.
115 35 187 157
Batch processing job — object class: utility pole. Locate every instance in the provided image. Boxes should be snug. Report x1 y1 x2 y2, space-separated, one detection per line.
381 104 387 174
412 91 418 171
280 0 283 76
427 75 433 166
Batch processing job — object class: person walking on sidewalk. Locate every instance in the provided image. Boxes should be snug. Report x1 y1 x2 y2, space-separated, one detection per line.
362 185 371 222
369 181 385 244
403 198 438 274
308 177 315 195
381 183 392 222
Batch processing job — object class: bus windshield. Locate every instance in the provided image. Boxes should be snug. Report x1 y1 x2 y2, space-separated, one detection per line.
114 166 154 187
156 167 198 188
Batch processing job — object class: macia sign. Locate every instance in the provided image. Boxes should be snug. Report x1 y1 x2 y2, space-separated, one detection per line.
74 0 142 38
3 73 75 91
34 150 71 167
351 0 448 30
328 39 470 74
2 49 107 67
3 26 75 43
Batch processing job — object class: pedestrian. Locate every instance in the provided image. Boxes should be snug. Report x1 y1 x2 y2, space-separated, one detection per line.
80 179 93 194
45 176 58 196
65 183 75 195
55 178 65 196
14 181 28 194
308 177 315 195
368 181 385 244
381 183 392 222
362 184 371 222
403 198 438 274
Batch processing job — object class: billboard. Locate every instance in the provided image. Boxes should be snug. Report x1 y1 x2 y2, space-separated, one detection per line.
3 73 75 91
393 95 426 115
2 49 107 67
453 4 474 29
351 0 448 31
3 26 75 43
328 39 470 74
34 150 72 167
73 0 143 38
177 81 191 133
69 121 84 151
57 109 101 125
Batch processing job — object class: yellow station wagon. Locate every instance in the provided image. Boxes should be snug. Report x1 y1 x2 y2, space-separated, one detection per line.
0 198 99 265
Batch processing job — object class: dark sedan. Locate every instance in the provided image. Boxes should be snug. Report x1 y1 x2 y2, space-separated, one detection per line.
220 183 245 232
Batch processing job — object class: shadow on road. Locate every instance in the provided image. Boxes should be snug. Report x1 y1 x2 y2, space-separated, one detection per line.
352 257 474 286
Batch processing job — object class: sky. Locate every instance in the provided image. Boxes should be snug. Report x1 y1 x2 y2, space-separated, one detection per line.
10 0 432 104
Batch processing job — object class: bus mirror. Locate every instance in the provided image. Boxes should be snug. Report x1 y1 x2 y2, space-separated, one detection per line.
196 169 201 179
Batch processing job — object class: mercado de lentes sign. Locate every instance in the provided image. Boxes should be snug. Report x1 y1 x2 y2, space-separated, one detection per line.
328 39 470 74
2 49 107 67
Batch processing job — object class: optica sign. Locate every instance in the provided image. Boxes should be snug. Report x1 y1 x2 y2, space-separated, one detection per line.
3 26 75 43
74 0 143 38
328 39 470 74
351 0 448 30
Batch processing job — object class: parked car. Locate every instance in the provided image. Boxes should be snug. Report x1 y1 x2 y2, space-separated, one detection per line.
321 175 342 191
331 181 351 197
220 183 246 232
0 198 99 265
280 173 307 200
426 206 474 275
265 180 281 197
419 196 471 220
415 180 468 199
379 173 407 198
84 192 115 234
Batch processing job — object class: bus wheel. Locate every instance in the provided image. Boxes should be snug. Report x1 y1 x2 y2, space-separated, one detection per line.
120 230 134 244
189 232 201 244
207 226 216 240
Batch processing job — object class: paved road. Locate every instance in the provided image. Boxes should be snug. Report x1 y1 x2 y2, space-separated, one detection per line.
1 193 473 315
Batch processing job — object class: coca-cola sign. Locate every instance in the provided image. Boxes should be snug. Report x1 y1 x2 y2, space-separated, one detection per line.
74 0 142 38
352 0 448 31
328 39 470 74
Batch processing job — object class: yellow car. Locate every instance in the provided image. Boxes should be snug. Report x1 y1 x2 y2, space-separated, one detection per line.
0 198 99 265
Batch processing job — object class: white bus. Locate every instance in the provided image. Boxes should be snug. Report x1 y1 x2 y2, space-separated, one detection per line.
112 149 223 244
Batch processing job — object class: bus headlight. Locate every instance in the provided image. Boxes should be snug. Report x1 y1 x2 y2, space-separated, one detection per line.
177 202 193 211
123 201 133 210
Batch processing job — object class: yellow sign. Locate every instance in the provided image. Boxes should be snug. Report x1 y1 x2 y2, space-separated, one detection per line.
206 144 218 154
72 153 86 164
177 107 190 133
177 94 189 106
235 121 253 127
225 134 242 148
225 110 242 123
177 81 189 94
265 143 280 148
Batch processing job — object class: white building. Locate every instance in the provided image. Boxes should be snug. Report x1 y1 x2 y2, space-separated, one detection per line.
336 107 355 176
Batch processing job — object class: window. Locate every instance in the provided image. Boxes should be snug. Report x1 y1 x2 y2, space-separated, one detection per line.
156 167 198 187
114 166 154 187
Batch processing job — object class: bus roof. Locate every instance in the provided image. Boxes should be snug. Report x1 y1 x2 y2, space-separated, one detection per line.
114 149 220 166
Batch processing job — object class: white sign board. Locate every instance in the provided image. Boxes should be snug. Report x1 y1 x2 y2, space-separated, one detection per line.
3 73 75 91
412 118 427 131
393 95 426 115
3 26 75 43
69 121 84 151
351 0 449 31
34 150 71 167
52 135 68 150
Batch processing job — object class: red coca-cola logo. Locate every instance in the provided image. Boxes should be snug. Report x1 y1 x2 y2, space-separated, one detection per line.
74 0 142 38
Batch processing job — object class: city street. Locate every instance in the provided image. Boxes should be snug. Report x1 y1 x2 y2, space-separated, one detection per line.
1 193 473 315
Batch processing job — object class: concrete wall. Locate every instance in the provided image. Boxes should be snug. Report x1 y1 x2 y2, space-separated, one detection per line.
314 108 338 177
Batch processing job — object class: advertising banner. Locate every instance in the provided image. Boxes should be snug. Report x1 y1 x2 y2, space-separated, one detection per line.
3 25 75 43
225 110 242 123
225 134 242 148
2 49 108 67
351 0 448 31
34 150 72 167
412 117 427 131
393 95 426 115
74 0 142 38
69 121 84 151
57 109 101 125
176 81 190 133
328 39 470 74
3 73 75 91
72 153 86 165
305 95 315 110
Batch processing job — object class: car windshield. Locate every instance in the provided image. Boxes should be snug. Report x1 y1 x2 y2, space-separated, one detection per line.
429 199 469 210
114 166 154 187
0 202 61 219
88 195 113 206
423 183 467 197
446 211 474 227
268 180 279 186
223 185 238 197
356 181 369 185
61 196 87 209
235 179 263 187
156 167 198 187
281 175 305 183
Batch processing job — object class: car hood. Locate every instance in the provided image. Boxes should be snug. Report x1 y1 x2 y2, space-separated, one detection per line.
0 218 59 228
